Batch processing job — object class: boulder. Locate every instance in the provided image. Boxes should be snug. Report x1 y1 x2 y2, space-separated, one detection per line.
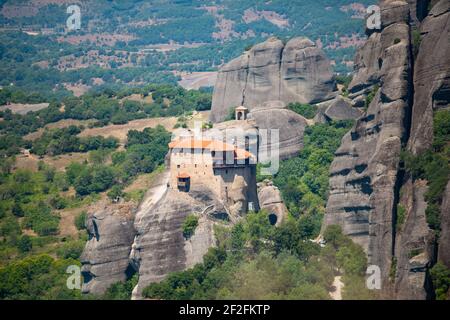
323 96 363 121
248 101 309 160
258 184 288 226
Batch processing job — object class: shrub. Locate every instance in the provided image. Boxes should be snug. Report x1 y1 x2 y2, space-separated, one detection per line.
17 235 32 253
182 214 199 239
396 204 406 231
364 85 379 110
224 107 235 121
12 202 24 217
287 103 317 119
107 185 124 201
23 202 60 236
74 211 87 231
56 240 85 259
103 274 139 300
430 262 450 300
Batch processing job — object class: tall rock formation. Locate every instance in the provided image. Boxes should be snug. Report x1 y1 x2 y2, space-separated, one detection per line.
210 37 337 123
80 201 136 295
130 187 219 298
322 0 450 299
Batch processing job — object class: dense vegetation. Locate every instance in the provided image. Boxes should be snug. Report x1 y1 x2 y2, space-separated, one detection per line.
141 219 372 300
0 84 210 157
0 114 171 299
287 103 318 119
273 120 354 219
31 125 118 156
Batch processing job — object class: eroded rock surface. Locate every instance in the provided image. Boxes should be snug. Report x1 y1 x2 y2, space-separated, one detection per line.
248 101 309 160
323 0 413 293
210 37 336 123
130 186 225 299
80 201 136 295
258 181 288 226
438 181 450 267
323 0 450 299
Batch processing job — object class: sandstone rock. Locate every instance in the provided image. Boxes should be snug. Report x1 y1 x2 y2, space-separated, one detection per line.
323 0 449 299
210 37 336 123
248 101 309 160
130 186 223 299
323 96 363 121
348 32 383 97
407 0 450 155
323 0 412 294
394 180 434 300
228 175 248 217
438 181 450 267
80 201 136 295
258 184 288 226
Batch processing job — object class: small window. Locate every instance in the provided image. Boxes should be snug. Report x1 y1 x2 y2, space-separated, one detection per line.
177 165 180 169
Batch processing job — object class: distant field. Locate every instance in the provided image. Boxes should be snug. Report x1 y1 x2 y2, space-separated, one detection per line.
0 103 49 115
178 72 217 90
23 119 97 141
78 117 178 143
14 151 90 172
120 93 154 104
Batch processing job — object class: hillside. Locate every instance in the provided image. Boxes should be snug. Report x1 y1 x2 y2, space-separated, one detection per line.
0 0 449 303
0 0 374 101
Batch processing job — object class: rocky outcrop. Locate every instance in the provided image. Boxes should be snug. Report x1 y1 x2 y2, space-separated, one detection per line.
248 101 309 160
407 0 450 154
394 0 450 299
228 175 249 217
315 96 364 122
130 186 226 299
323 0 413 293
210 37 337 123
213 100 309 160
323 0 450 299
258 181 288 226
439 181 450 267
394 179 434 300
80 201 136 295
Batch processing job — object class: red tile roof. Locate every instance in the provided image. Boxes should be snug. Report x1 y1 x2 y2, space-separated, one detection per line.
177 172 190 178
169 138 254 160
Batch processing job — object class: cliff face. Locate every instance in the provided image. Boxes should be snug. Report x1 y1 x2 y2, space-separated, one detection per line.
130 187 219 299
80 201 136 295
210 37 337 123
323 0 450 299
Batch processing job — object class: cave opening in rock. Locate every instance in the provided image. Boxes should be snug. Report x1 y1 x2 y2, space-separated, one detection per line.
268 213 278 226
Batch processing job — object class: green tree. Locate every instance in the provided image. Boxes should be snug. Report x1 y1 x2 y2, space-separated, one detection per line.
430 262 450 300
17 235 32 253
182 214 199 239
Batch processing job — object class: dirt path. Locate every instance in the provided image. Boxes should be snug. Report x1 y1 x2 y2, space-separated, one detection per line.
329 276 344 300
